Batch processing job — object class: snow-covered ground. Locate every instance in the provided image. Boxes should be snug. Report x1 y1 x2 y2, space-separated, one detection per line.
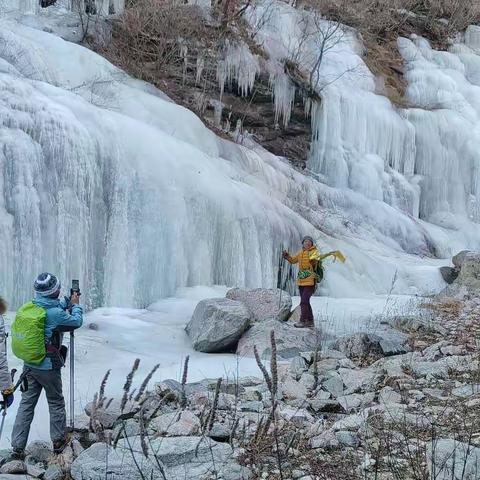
0 285 419 448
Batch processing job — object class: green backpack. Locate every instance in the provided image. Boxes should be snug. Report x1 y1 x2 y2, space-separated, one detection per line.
12 302 47 365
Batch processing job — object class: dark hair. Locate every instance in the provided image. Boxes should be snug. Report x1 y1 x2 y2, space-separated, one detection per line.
0 297 7 315
49 291 61 300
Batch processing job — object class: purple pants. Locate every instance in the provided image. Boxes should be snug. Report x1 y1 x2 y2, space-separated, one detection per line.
299 285 315 323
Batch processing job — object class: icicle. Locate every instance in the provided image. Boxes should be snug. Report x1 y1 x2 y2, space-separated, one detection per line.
217 40 260 98
195 55 205 86
268 69 295 128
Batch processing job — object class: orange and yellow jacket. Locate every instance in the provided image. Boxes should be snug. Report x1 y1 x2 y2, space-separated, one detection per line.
286 246 319 286
286 247 346 286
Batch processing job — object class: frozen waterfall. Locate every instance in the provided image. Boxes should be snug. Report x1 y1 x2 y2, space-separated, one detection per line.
0 4 477 309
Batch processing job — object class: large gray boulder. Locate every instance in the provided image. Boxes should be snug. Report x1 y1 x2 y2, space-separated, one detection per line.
440 266 459 284
452 252 480 295
70 442 167 480
186 298 250 353
236 319 320 359
333 329 410 362
226 288 292 322
427 439 480 480
452 250 471 268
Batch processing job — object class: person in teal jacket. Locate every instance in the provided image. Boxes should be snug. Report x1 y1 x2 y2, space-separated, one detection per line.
11 273 83 457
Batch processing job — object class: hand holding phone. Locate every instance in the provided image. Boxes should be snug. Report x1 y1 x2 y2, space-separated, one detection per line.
70 292 80 305
70 279 81 305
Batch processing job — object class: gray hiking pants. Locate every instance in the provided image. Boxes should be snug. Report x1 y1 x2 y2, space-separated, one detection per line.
11 368 66 450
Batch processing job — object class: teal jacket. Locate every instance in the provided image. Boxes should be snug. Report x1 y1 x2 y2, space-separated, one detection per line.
25 295 83 371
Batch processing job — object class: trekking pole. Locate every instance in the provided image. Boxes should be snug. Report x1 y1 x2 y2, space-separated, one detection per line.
69 331 75 430
278 245 284 309
0 369 17 442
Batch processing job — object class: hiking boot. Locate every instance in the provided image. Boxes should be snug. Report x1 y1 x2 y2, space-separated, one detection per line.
293 321 315 328
53 437 69 454
10 449 25 461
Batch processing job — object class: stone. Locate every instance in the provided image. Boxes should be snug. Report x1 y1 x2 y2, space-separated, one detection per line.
333 330 410 361
335 430 360 447
236 319 319 359
25 441 53 463
378 386 402 405
149 436 232 479
440 266 459 284
217 463 252 480
331 412 367 431
310 431 339 449
71 442 166 480
186 298 250 353
149 410 201 436
451 384 480 398
0 476 36 479
208 423 230 442
452 250 471 268
452 252 480 294
288 305 301 324
44 465 63 480
280 376 308 401
240 401 264 413
88 322 99 330
337 392 375 412
290 356 308 380
322 372 344 398
26 463 45 478
85 397 138 429
278 407 314 427
0 461 27 474
308 398 343 413
0 451 11 467
313 358 340 372
226 288 292 323
337 367 381 393
112 418 141 439
427 439 480 480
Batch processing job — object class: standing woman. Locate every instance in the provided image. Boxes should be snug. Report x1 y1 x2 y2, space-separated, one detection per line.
283 236 320 328
0 298 14 409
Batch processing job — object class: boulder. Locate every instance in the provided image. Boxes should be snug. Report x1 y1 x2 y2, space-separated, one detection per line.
148 436 232 479
337 392 375 412
452 250 471 268
333 329 410 362
310 431 339 449
0 476 36 480
149 411 201 436
70 442 166 480
427 439 480 480
226 288 292 323
236 319 319 359
452 252 480 294
333 333 383 361
335 430 360 447
84 398 138 429
439 266 459 284
25 441 52 463
44 465 63 480
186 298 250 353
0 461 26 474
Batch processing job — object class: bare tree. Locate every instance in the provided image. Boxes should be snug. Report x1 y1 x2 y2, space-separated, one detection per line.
288 8 361 95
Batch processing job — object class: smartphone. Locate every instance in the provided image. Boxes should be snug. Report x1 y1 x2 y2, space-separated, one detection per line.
71 279 81 295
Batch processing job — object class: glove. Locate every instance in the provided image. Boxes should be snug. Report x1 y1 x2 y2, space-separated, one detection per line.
1 387 14 409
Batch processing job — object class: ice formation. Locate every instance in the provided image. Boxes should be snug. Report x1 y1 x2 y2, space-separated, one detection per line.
0 1 478 309
248 1 480 254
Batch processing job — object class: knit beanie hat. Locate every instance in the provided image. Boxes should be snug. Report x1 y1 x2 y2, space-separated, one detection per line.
302 236 314 244
34 273 61 297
